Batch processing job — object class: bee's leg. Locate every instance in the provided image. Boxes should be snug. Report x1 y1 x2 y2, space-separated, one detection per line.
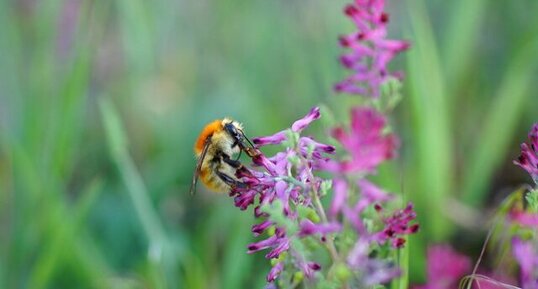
216 170 247 188
221 153 242 169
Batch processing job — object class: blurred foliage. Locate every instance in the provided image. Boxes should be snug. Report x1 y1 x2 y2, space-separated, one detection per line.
1 0 537 288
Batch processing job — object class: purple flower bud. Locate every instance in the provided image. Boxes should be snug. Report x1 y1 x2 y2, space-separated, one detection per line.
253 131 287 147
376 202 418 248
300 137 336 154
253 154 278 175
248 235 279 253
267 262 284 282
330 178 348 218
266 239 290 259
298 219 342 237
291 107 321 132
254 205 268 218
514 123 538 184
234 191 257 211
308 262 321 271
252 220 273 236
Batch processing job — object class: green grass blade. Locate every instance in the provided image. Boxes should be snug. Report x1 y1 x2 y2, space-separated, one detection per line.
28 179 104 289
462 37 538 206
442 0 486 85
406 0 454 241
99 97 179 288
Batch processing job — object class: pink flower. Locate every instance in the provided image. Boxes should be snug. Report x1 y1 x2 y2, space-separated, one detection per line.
267 262 284 282
514 123 538 184
512 237 538 289
247 228 290 260
414 245 471 289
355 179 393 212
376 202 419 248
298 219 342 237
509 210 538 229
253 107 322 147
335 0 410 97
324 107 398 174
232 107 335 283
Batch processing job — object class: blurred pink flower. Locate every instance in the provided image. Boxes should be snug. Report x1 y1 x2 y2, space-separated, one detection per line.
324 107 398 174
414 245 471 289
335 0 409 97
512 237 538 289
509 210 538 229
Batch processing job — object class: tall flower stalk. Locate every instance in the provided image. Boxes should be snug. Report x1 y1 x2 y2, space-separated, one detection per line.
228 0 417 288
335 0 409 97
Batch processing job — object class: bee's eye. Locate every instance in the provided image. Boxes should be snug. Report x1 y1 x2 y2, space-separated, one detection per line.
233 130 242 139
225 123 242 139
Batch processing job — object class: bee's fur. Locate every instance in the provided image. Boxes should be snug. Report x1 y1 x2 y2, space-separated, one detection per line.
191 119 250 194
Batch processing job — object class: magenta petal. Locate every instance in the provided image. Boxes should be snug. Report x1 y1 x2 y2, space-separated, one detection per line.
298 219 342 237
426 245 471 284
291 107 321 132
511 237 538 288
332 108 399 174
330 178 348 218
266 262 284 282
510 211 538 229
300 137 336 155
248 235 278 254
234 191 257 210
358 179 392 203
514 123 538 184
253 130 287 146
266 239 290 259
252 220 273 236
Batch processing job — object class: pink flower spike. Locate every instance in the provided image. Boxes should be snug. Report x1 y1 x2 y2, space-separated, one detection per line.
514 123 538 184
335 0 409 97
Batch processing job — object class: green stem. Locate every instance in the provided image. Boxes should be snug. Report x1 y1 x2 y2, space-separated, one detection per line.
297 154 349 289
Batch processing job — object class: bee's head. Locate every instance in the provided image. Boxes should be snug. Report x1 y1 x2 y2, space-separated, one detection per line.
221 119 257 156
223 121 243 141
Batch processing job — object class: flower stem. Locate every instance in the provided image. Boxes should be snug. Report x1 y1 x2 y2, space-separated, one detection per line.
300 158 341 262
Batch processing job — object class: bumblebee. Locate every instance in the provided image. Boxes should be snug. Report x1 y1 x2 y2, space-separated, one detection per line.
190 118 258 195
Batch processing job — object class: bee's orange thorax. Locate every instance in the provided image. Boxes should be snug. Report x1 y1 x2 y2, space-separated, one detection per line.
194 120 223 154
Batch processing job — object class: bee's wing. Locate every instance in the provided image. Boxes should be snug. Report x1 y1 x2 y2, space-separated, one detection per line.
190 137 211 195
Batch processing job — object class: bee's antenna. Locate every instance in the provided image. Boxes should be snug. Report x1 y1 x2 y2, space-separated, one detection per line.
240 130 256 149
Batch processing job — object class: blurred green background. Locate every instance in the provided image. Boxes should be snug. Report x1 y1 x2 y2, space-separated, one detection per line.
1 0 538 288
